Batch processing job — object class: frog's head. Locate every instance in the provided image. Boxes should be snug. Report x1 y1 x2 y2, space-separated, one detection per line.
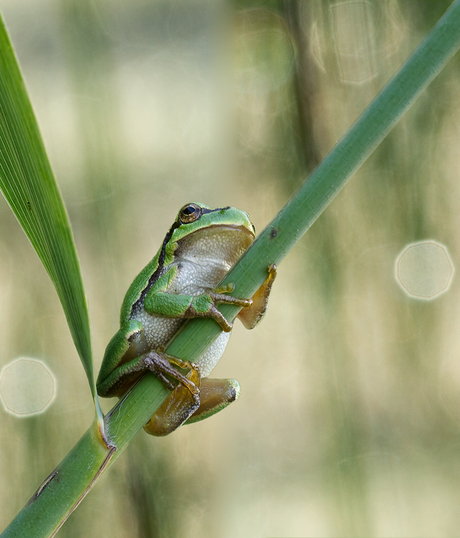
166 202 256 266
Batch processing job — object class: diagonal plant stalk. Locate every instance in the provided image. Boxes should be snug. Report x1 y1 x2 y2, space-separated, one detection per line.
2 0 460 536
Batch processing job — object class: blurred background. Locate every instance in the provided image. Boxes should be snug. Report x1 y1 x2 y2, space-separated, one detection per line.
1 1 460 536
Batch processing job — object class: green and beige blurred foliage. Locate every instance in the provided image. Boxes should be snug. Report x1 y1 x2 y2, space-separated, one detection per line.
1 0 460 536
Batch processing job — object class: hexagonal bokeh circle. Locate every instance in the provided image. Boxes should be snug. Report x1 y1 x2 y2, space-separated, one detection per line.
0 357 56 416
395 240 455 300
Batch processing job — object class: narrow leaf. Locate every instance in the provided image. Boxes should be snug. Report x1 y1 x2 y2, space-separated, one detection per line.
0 14 96 399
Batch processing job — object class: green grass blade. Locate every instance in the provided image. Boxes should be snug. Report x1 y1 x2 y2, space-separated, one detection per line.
2 0 460 536
0 14 96 398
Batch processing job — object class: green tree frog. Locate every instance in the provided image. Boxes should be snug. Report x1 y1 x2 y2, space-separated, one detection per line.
97 202 276 436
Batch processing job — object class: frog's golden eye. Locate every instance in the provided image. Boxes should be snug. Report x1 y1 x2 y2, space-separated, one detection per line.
179 203 202 224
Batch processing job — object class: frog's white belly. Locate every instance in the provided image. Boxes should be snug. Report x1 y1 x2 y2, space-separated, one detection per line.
193 331 231 377
132 257 232 377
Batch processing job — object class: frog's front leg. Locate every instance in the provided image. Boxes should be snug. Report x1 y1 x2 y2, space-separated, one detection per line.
145 376 240 436
144 271 253 332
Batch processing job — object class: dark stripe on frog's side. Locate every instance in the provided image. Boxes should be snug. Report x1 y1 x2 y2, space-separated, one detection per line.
129 206 229 317
129 220 180 316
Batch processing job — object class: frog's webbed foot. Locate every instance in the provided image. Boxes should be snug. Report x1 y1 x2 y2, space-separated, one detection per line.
237 263 277 329
208 290 252 332
143 352 201 436
198 265 276 332
189 284 253 332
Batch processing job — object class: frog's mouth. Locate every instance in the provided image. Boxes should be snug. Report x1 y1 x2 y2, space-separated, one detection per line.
175 224 255 267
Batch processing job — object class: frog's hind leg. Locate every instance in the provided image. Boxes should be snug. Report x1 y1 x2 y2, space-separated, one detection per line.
146 376 240 435
106 349 203 437
184 377 241 425
144 364 201 436
143 350 200 398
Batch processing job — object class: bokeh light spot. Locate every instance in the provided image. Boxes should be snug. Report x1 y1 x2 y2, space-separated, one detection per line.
395 241 454 300
0 357 56 416
311 2 405 84
234 9 295 95
331 1 378 83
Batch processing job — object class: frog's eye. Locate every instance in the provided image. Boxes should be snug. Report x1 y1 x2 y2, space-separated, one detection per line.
179 203 202 224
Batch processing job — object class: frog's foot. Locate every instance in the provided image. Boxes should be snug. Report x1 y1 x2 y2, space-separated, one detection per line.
185 377 241 425
144 375 241 436
190 285 253 333
237 263 277 329
144 364 201 436
143 351 200 399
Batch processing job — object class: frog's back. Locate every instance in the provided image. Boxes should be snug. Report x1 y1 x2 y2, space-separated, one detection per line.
119 253 160 324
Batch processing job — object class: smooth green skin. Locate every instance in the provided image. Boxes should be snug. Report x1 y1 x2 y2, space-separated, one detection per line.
96 203 255 435
118 203 253 323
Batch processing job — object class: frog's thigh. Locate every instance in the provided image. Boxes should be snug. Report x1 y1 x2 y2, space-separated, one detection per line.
185 377 240 425
144 368 201 437
145 331 235 435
